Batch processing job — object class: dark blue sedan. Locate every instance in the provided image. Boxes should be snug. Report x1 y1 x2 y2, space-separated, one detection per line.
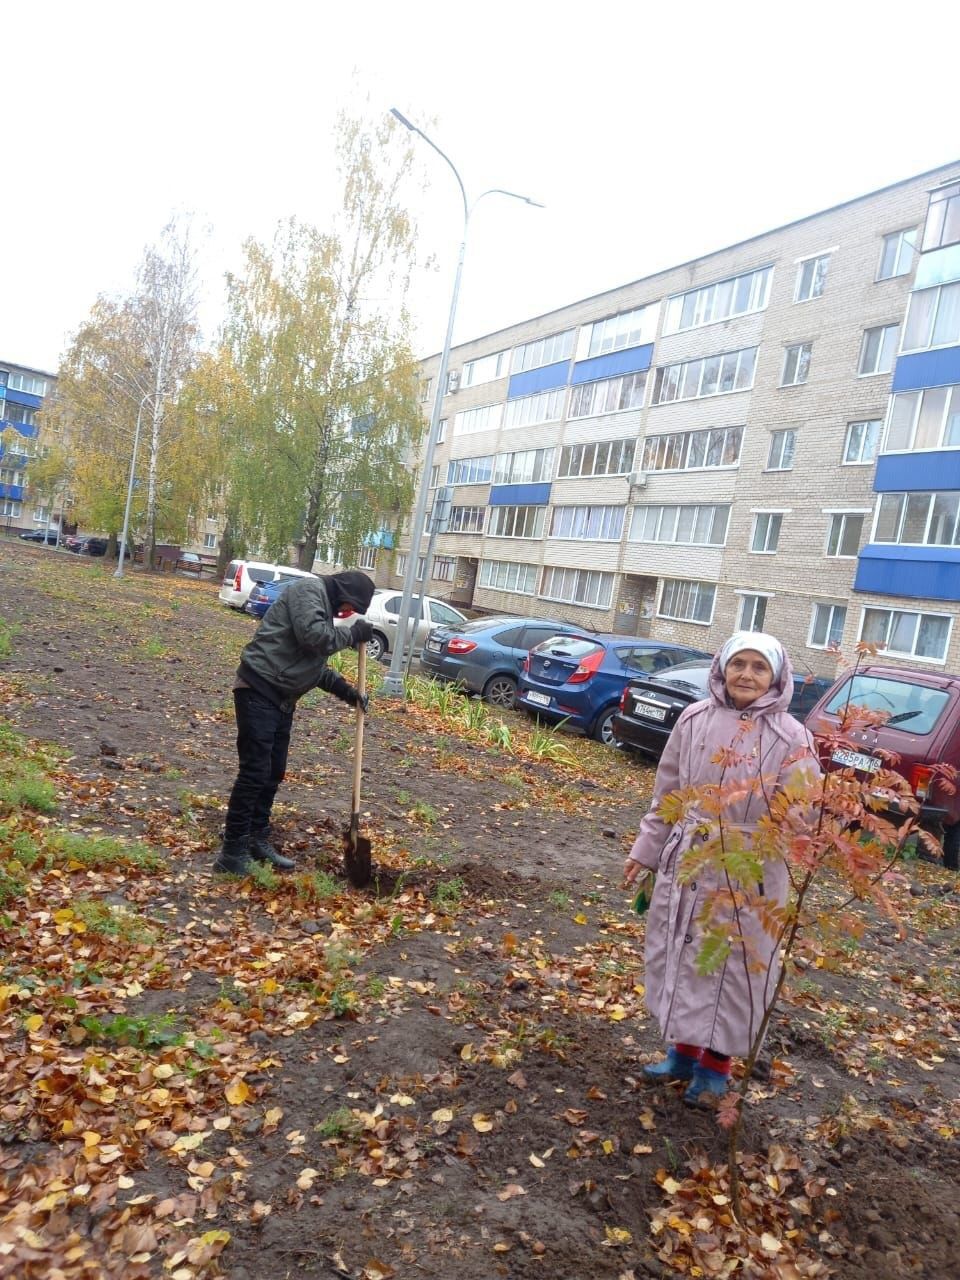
518 634 711 745
244 578 294 620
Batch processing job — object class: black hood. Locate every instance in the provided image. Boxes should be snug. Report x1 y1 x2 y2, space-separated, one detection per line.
321 570 376 616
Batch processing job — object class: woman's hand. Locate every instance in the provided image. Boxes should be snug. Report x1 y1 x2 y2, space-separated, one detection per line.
622 858 652 890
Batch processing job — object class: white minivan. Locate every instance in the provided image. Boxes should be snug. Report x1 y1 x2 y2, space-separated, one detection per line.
219 560 315 609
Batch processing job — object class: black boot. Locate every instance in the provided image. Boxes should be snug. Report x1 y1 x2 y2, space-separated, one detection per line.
249 830 295 871
213 836 256 875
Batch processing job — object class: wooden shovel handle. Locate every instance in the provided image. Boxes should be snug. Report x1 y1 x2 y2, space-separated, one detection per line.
351 643 366 816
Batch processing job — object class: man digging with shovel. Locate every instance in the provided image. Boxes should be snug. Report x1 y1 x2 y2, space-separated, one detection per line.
213 569 376 877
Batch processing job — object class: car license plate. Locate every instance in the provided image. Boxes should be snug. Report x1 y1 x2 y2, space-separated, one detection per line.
526 691 551 708
427 639 443 652
635 701 667 722
831 747 881 772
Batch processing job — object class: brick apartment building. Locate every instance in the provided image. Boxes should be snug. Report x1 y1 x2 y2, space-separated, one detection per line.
0 360 56 534
375 160 960 677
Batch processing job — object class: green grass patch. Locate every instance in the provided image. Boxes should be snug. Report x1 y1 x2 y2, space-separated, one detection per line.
432 876 465 909
79 1011 183 1048
0 617 19 660
71 897 158 944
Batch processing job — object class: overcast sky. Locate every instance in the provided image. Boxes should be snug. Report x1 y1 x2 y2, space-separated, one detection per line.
6 0 960 374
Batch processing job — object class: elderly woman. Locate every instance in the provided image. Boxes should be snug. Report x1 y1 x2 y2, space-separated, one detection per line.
623 631 819 1105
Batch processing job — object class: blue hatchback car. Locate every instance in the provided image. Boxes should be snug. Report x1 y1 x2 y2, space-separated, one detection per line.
517 634 711 744
244 578 294 620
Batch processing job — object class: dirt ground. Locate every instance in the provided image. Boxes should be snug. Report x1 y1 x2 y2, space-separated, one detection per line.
0 539 958 1280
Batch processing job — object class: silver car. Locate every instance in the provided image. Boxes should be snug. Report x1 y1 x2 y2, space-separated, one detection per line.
363 590 467 662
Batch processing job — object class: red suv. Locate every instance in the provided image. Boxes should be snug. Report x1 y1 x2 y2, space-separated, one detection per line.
806 665 960 869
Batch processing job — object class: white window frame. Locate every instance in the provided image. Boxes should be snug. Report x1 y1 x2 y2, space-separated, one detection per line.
431 556 456 583
652 347 757 405
882 384 960 453
511 329 575 374
429 464 440 489
540 565 614 610
6 372 48 396
558 437 636 479
203 532 217 550
357 546 377 570
478 558 538 595
781 343 812 387
794 252 832 302
568 371 647 419
446 505 486 534
487 505 546 539
824 510 867 558
628 503 729 547
502 388 565 430
766 429 796 471
858 606 953 664
586 305 653 357
750 511 784 554
548 505 624 541
462 349 509 388
663 266 773 334
921 180 960 253
872 491 960 548
877 228 917 281
453 403 503 437
901 281 960 354
808 602 847 650
736 592 771 632
641 425 743 473
858 324 900 377
447 455 494 486
493 447 555 485
33 504 48 522
656 578 717 626
0 500 22 517
843 420 882 465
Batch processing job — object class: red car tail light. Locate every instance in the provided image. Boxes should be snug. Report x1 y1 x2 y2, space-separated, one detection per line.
234 564 244 591
522 655 530 673
910 764 934 800
619 687 629 711
567 648 604 684
447 637 477 655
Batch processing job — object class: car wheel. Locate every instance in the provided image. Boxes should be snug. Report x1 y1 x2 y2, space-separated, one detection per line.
592 707 617 745
482 674 517 709
942 821 959 872
367 632 388 662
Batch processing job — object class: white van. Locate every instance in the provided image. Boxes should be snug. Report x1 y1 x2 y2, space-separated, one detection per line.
219 560 315 609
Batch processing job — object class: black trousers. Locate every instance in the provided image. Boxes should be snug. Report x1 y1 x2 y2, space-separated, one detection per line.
224 688 294 842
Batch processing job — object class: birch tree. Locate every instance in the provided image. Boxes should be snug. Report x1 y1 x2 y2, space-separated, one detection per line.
219 112 424 569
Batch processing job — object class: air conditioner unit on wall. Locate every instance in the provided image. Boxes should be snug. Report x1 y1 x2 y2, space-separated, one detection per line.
447 370 460 393
628 471 647 489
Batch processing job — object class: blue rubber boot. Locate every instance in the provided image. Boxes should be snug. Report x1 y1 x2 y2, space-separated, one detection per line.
642 1047 697 1083
683 1063 729 1106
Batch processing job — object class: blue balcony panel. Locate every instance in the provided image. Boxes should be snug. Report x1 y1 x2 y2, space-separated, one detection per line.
488 482 551 507
0 419 38 438
3 389 43 410
364 529 394 549
571 343 654 385
891 346 960 393
507 361 570 400
854 544 960 603
0 483 24 501
874 449 960 492
914 243 960 291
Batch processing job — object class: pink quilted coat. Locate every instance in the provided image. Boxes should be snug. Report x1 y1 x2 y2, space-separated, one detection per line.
628 651 819 1057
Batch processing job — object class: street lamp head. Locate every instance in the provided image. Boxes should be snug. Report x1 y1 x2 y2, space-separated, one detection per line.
389 108 416 132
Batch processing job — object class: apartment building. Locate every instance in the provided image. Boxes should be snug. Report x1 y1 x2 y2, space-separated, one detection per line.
0 360 56 533
378 161 960 677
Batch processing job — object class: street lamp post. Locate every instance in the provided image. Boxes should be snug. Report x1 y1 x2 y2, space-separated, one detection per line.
114 392 150 579
382 109 542 696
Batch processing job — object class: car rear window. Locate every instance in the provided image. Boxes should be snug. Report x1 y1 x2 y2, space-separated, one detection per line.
223 561 242 583
533 636 599 658
249 566 277 584
823 675 950 736
493 627 523 647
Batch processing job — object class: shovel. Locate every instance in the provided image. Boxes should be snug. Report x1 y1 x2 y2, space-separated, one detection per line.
343 644 372 888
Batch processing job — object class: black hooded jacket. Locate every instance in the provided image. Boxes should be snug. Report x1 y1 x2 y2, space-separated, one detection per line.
236 571 375 712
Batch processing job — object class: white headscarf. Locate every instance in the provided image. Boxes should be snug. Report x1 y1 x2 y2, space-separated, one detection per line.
718 631 784 681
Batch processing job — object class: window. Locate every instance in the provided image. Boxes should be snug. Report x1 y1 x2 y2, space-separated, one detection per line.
395 555 427 581
549 505 624 540
737 594 768 631
652 347 756 404
809 602 847 649
663 266 772 333
493 447 555 485
794 254 830 302
203 532 217 550
843 420 882 464
447 455 493 485
487 505 545 538
357 546 377 570
568 371 646 418
883 385 960 452
1 403 35 426
540 566 614 609
877 228 917 280
446 505 485 534
6 372 48 396
766 429 796 470
657 579 716 624
502 388 565 429
462 350 509 387
431 556 456 583
0 500 22 517
558 437 636 478
0 468 24 486
437 419 447 444
874 491 960 547
921 179 960 253
33 505 48 522
429 464 440 489
431 601 462 625
826 512 864 557
453 403 502 436
478 558 538 595
860 607 951 662
419 376 434 403
641 425 743 472
781 343 812 386
902 281 960 352
586 305 652 357
751 512 783 553
511 329 575 374
629 504 729 546
858 323 900 376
